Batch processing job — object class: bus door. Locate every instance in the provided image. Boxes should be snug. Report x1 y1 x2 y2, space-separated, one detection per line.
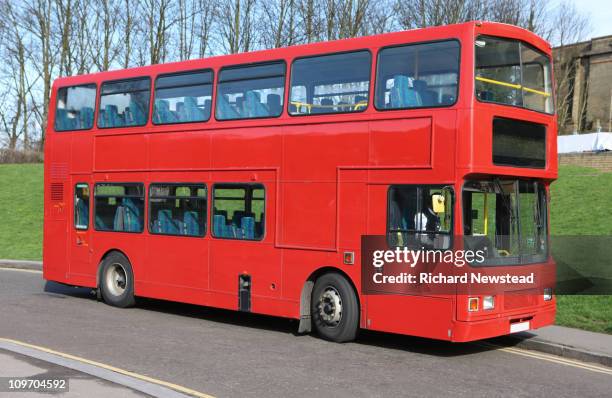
364 183 455 339
145 178 209 301
208 171 281 312
69 175 94 280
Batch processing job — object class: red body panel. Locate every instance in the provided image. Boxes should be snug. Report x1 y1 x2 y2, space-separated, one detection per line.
43 22 557 341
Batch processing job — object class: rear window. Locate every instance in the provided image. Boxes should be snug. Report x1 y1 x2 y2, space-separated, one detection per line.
55 84 96 131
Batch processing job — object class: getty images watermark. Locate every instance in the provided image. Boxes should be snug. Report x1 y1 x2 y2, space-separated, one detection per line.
360 236 553 295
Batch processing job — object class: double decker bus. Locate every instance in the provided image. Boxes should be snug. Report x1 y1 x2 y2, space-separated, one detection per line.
43 21 557 342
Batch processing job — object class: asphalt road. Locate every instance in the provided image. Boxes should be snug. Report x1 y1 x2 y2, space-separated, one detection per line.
0 268 610 398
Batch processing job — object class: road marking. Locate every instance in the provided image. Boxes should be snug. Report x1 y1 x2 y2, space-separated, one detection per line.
0 267 42 274
0 337 215 398
479 342 612 376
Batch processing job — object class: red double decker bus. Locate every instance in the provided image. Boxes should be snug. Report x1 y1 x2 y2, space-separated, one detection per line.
43 21 557 342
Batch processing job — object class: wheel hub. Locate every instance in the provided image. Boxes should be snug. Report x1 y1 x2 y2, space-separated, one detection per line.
318 287 342 327
106 263 127 297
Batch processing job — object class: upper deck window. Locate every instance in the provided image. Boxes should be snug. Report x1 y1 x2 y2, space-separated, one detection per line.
375 40 460 110
216 62 285 120
98 78 151 128
289 51 371 115
154 70 213 124
475 36 553 114
55 84 96 131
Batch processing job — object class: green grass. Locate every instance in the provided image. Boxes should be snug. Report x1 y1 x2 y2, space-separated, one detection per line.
550 165 612 235
550 165 612 333
0 162 610 333
555 296 612 334
0 164 43 260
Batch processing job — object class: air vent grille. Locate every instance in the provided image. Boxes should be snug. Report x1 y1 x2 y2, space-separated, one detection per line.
50 183 64 201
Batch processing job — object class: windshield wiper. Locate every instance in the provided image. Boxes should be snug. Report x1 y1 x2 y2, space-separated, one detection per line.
493 177 514 217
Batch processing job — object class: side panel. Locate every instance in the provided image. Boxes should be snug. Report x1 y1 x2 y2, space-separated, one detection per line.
208 170 285 315
143 172 210 304
43 133 71 283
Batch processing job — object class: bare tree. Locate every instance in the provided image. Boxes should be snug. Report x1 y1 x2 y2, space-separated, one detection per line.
259 0 299 48
218 0 258 54
196 0 217 58
89 0 121 71
549 1 590 133
141 0 175 65
296 0 321 43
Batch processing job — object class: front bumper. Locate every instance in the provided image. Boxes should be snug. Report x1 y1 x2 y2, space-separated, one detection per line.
451 304 556 342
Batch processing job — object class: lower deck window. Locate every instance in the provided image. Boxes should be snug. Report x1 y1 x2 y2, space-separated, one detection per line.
94 183 144 232
387 185 453 249
212 184 265 240
149 184 207 236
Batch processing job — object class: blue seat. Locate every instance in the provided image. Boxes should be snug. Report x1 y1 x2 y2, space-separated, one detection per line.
181 97 205 122
183 211 200 236
156 209 179 234
203 99 212 118
413 80 437 106
244 91 268 117
154 99 177 124
121 198 141 232
103 105 123 127
228 224 242 239
95 215 106 230
390 75 422 108
216 94 239 119
79 107 94 129
75 198 89 228
266 94 282 116
113 206 126 231
241 216 255 240
55 109 74 130
314 98 333 114
213 214 228 237
127 100 146 126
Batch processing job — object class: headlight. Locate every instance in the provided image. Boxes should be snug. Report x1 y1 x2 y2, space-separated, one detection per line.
483 295 495 310
468 297 479 312
544 288 553 301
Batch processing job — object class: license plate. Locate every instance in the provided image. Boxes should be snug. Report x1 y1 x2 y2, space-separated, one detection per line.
510 321 530 333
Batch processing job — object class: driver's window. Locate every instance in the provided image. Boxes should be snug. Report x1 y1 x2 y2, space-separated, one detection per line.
387 185 453 249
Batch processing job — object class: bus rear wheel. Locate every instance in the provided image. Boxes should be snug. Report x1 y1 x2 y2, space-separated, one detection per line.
100 252 135 308
311 273 359 342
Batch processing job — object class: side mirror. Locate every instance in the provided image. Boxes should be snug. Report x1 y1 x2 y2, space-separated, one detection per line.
432 194 445 213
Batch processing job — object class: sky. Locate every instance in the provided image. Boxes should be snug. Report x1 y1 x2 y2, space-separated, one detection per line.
554 0 612 39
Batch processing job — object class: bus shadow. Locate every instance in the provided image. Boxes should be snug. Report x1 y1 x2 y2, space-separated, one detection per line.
43 281 507 358
133 297 504 358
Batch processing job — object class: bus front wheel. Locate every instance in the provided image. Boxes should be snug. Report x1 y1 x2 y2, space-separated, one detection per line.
311 273 359 342
99 252 135 308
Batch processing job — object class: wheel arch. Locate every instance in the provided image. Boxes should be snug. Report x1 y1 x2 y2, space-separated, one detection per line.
298 266 360 334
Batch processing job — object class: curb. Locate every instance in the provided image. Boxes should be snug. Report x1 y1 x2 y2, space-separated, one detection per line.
0 338 211 398
0 259 42 271
502 333 612 368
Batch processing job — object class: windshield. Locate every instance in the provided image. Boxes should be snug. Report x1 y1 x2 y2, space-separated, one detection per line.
475 36 553 114
463 179 548 265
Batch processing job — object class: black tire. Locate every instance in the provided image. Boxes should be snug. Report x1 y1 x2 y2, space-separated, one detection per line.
311 272 359 342
99 252 135 308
